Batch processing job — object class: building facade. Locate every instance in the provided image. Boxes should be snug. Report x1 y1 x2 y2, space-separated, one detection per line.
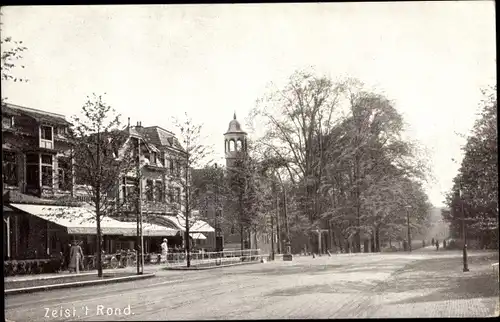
2 103 213 261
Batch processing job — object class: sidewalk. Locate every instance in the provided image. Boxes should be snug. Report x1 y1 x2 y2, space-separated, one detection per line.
365 251 499 317
4 264 166 283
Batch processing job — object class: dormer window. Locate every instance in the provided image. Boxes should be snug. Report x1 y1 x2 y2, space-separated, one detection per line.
40 125 54 149
151 152 157 165
41 126 53 140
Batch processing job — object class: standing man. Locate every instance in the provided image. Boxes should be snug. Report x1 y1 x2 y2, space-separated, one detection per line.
161 238 169 263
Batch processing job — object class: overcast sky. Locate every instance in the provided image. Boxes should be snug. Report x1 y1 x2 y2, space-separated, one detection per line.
1 3 496 208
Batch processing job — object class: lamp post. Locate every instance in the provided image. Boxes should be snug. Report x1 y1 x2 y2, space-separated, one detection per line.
460 187 469 272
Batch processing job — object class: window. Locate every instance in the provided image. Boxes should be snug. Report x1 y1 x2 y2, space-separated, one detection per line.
158 152 165 167
58 157 71 191
151 152 157 165
2 116 14 129
176 160 181 177
175 187 181 204
155 181 163 202
169 159 174 175
146 180 154 201
236 139 242 151
229 140 235 152
57 127 67 136
41 154 53 187
123 177 138 202
168 187 174 203
25 153 39 187
41 126 53 141
2 151 17 186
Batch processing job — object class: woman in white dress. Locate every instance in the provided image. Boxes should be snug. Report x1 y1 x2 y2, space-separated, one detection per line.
161 238 169 263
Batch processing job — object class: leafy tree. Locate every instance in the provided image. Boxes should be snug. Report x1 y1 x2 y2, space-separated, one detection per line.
68 94 136 276
444 85 498 248
249 69 346 249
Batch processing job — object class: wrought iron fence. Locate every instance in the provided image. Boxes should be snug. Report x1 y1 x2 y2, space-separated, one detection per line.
79 249 265 270
163 249 264 269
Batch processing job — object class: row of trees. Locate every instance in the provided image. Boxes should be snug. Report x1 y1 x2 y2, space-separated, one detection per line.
443 85 498 249
242 71 433 253
192 70 433 254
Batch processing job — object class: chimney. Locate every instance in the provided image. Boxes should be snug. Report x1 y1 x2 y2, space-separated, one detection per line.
127 117 130 128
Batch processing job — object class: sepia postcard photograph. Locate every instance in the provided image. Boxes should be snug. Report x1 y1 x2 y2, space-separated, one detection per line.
2 2 498 320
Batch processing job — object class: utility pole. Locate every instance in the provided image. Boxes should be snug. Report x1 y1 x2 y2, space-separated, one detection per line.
136 141 142 275
214 164 223 252
460 187 469 272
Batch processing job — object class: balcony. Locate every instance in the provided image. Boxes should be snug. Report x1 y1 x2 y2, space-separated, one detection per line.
39 139 54 149
143 201 179 214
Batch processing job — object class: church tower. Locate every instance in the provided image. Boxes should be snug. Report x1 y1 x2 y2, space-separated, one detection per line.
224 113 248 168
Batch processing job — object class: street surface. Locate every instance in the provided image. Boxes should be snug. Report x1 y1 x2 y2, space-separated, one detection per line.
5 250 499 320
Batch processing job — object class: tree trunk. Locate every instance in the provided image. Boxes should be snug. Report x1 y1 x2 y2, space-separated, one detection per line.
371 231 376 252
96 130 103 277
185 154 191 268
375 226 381 252
240 224 244 251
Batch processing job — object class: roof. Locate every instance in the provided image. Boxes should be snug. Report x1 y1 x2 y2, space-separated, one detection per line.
149 214 214 233
224 113 247 135
2 103 71 126
129 125 186 153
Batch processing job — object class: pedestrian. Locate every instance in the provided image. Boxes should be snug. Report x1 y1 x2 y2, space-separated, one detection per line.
435 240 439 251
422 240 426 248
69 240 84 273
443 239 447 249
161 238 169 263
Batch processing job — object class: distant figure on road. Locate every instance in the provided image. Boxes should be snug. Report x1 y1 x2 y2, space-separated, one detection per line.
435 240 440 251
161 238 169 263
422 240 426 248
443 240 447 249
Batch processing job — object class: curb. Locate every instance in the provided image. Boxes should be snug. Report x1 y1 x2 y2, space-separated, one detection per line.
5 273 155 296
164 261 262 270
5 272 96 283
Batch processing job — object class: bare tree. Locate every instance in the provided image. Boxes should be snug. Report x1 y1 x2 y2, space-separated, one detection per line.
172 112 213 267
68 94 136 276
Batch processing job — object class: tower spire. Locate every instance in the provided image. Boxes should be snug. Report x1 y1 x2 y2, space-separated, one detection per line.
233 112 236 120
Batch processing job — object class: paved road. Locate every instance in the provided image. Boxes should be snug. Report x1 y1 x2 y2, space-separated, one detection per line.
5 250 499 320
